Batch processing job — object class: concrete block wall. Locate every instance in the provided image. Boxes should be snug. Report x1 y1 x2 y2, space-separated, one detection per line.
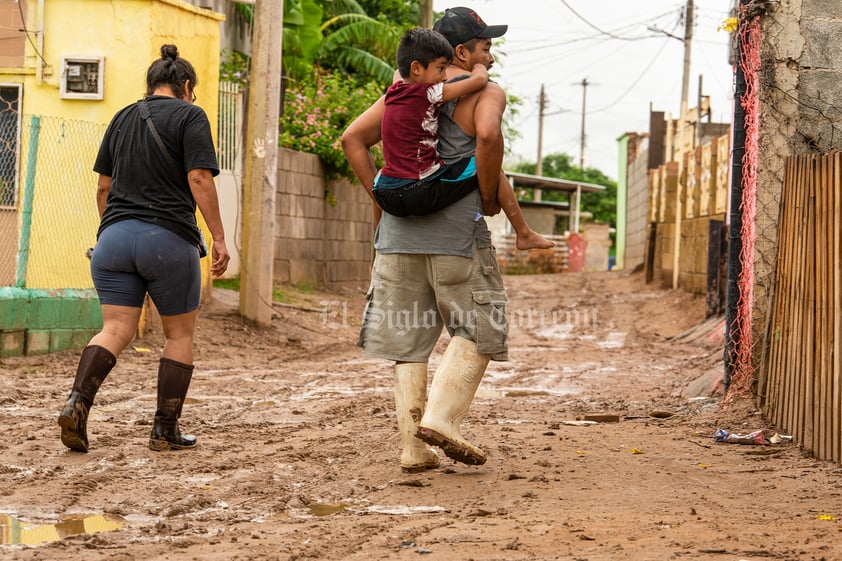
275 148 373 290
678 215 726 294
751 2 842 371
324 177 375 289
642 134 730 295
625 146 650 270
0 287 101 356
652 222 672 287
582 223 611 272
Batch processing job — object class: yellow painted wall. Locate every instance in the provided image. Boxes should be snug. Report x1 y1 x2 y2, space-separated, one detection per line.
15 0 222 289
26 0 222 126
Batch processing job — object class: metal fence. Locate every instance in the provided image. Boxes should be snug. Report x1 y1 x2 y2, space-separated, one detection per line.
0 114 106 289
1 83 243 290
217 80 242 172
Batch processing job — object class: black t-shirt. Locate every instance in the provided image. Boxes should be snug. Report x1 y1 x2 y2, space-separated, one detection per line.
93 95 219 248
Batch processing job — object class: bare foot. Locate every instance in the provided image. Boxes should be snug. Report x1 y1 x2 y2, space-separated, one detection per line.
516 230 555 250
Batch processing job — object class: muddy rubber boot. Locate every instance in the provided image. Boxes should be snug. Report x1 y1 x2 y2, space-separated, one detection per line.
58 345 117 453
394 363 440 473
148 358 197 451
416 337 491 466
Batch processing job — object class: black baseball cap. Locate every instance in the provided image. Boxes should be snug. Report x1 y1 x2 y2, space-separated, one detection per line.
433 7 508 48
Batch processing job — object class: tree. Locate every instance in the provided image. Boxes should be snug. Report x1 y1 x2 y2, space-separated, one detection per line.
355 0 419 25
283 0 325 82
226 0 407 87
316 0 403 85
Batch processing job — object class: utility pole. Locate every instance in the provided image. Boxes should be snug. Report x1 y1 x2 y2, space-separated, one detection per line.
240 0 284 327
420 1 433 28
680 0 694 117
536 83 545 176
570 78 588 235
579 78 588 169
697 74 704 147
535 84 545 202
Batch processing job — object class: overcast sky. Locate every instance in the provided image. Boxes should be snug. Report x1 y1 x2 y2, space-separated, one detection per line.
433 0 736 180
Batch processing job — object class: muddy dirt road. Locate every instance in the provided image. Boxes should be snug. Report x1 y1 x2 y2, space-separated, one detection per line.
1 271 841 560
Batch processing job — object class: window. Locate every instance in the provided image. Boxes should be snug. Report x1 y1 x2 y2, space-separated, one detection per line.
0 84 21 207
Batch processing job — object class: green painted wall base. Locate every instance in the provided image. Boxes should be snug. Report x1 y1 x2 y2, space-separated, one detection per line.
0 287 102 356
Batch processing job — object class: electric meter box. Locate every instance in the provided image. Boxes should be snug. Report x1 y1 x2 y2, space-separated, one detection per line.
60 56 104 100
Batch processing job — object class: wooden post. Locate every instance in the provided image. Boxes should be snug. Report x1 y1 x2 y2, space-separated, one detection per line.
240 0 283 327
670 161 682 290
833 152 842 462
705 220 723 318
420 0 433 28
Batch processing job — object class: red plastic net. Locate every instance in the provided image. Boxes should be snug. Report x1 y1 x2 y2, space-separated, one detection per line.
724 9 761 403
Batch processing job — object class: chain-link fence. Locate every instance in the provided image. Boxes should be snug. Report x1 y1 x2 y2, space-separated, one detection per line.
750 4 842 389
0 113 106 289
0 85 22 286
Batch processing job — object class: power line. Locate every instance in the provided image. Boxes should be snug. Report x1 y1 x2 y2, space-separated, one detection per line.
499 8 684 78
17 2 48 68
559 0 648 40
510 106 539 130
590 36 673 113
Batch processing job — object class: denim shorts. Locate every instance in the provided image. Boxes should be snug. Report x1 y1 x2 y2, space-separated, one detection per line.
358 243 508 362
374 176 477 217
90 219 201 315
373 156 477 217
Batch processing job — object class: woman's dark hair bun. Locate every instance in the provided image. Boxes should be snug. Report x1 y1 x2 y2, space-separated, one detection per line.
160 44 179 60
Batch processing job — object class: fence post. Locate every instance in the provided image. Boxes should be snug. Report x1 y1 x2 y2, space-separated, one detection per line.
15 115 40 288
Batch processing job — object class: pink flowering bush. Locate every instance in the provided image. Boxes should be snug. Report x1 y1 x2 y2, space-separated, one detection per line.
280 69 384 181
220 50 250 86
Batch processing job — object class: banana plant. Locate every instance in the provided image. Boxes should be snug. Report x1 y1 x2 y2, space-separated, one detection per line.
233 0 400 87
318 9 399 85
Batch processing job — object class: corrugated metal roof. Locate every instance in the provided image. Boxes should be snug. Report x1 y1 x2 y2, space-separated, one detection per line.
505 171 606 193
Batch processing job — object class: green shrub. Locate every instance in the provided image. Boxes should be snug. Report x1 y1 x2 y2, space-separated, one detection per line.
220 49 250 86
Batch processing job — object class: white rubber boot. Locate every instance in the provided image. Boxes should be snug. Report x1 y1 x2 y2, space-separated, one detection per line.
416 337 491 465
394 363 440 472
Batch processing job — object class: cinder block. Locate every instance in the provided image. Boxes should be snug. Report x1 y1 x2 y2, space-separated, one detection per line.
329 261 370 283
289 197 306 218
25 330 51 355
273 259 291 284
305 219 323 240
297 239 323 260
291 151 322 176
28 291 62 329
278 148 295 172
0 329 25 357
275 237 296 259
276 218 307 239
0 289 28 330
276 194 292 216
72 329 97 349
323 220 343 241
77 293 103 329
49 329 75 353
289 259 321 286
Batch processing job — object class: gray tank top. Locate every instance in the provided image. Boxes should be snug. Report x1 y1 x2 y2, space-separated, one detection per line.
375 92 492 257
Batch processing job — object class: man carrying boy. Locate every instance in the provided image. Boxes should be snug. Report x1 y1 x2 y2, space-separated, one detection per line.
342 7 520 472
377 27 552 250
375 27 488 217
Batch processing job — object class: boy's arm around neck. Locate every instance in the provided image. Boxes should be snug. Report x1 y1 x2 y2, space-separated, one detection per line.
441 63 488 102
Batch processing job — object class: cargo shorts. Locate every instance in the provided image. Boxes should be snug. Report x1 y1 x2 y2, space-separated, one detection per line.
358 244 508 362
